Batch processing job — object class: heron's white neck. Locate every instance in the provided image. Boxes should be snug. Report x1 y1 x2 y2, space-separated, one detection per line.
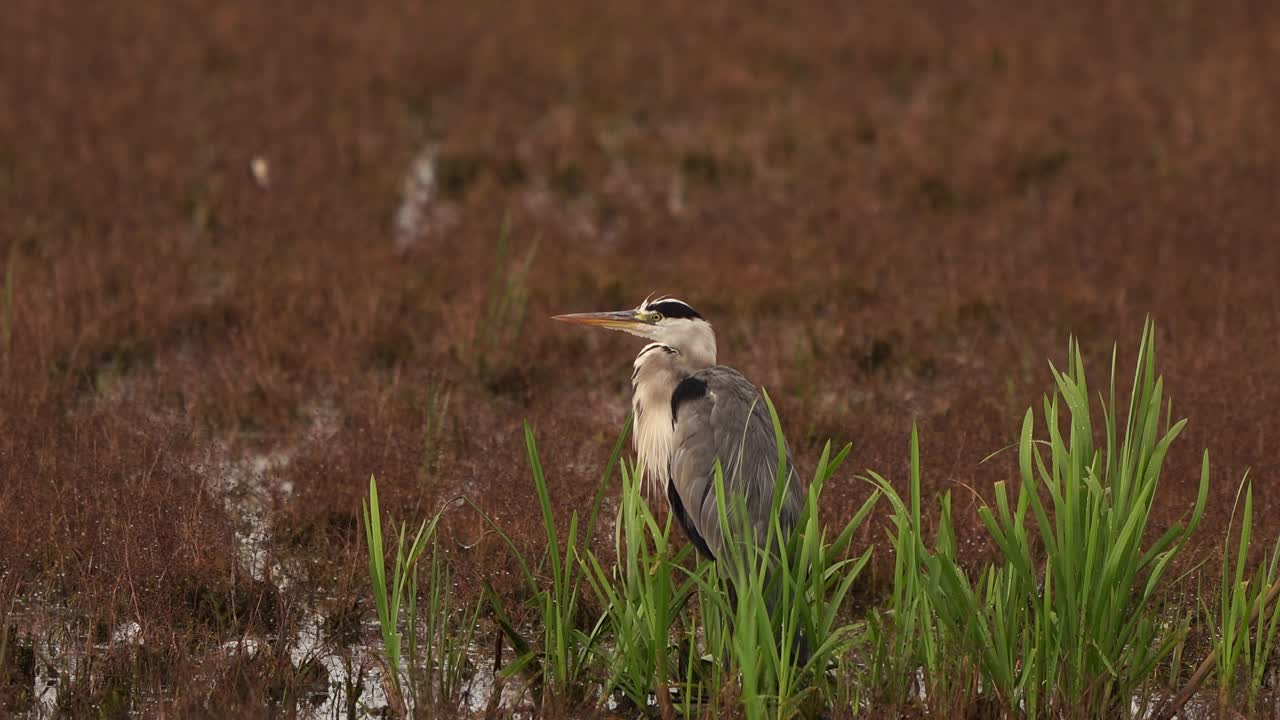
631 339 714 496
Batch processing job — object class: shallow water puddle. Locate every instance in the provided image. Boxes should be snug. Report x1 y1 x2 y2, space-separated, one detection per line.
14 606 155 716
184 405 519 719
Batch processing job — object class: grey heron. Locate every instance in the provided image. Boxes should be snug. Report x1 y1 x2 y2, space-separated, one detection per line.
552 295 804 564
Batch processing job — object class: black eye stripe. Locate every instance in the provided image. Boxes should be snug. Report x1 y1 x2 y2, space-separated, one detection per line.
646 300 702 320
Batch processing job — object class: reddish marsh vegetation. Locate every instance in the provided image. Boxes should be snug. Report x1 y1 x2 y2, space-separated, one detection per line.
2 0 1280 716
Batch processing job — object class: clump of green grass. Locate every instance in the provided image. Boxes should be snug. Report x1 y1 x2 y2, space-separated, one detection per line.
863 425 943 710
481 418 631 712
582 459 695 716
873 320 1211 716
362 476 436 711
986 321 1206 715
363 477 481 717
410 536 483 715
1212 478 1280 712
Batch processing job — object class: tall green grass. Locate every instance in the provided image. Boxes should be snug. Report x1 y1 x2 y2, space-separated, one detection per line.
581 459 695 715
1213 479 1280 712
864 425 942 709
410 537 484 714
362 477 481 716
679 392 880 720
873 320 1212 716
362 475 435 709
481 418 631 712
361 321 1280 718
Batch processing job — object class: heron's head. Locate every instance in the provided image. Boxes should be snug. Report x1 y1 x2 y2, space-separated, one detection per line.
553 295 716 366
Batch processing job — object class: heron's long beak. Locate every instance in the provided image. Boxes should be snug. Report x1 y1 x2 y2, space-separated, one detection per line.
551 310 649 330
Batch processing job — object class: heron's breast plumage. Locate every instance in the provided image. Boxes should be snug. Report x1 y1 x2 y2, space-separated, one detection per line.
633 390 675 496
631 343 682 497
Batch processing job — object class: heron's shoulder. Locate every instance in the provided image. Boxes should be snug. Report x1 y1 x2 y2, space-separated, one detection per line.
670 366 759 421
670 374 709 423
689 365 760 396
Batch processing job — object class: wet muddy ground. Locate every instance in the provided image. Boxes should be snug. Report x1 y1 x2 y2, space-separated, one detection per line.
3 0 1280 716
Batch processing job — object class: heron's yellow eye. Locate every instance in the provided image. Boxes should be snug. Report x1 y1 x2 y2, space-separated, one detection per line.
651 312 663 322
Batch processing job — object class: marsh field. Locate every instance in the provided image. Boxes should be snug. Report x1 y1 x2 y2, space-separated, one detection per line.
4 0 1280 717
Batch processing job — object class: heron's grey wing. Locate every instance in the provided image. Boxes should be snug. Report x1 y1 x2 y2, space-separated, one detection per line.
667 366 804 560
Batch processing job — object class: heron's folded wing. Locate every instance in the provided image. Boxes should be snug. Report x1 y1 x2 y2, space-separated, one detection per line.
668 366 803 560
